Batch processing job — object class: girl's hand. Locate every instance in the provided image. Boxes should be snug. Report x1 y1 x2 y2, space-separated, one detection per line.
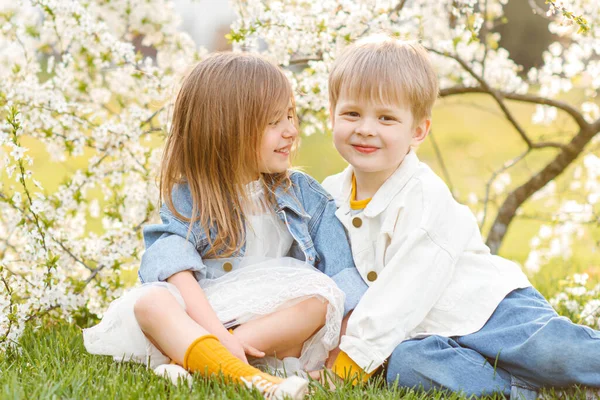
219 331 265 362
239 338 265 358
219 333 249 363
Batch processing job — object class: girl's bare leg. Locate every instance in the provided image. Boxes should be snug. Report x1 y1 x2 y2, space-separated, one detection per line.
232 297 328 359
134 287 311 400
134 287 209 364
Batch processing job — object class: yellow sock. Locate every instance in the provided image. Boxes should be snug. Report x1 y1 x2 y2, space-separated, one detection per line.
182 334 282 384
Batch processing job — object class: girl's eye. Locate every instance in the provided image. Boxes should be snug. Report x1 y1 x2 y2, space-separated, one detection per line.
269 114 293 126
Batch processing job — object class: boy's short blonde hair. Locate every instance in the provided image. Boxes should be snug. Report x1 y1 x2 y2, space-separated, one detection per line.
329 35 439 124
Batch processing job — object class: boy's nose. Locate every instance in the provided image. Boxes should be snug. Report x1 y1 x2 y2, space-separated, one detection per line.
354 119 376 136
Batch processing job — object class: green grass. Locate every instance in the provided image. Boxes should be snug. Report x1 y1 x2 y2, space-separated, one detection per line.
0 324 450 399
1 323 595 399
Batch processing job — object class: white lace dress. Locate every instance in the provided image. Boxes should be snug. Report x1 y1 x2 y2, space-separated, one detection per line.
83 182 345 373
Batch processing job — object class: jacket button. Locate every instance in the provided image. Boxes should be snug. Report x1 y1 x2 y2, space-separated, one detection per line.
367 271 377 282
223 262 233 272
352 217 362 228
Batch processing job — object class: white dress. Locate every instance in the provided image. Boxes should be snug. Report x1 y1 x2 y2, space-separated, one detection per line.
83 181 345 373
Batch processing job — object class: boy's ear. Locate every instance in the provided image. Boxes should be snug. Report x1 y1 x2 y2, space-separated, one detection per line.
411 118 431 146
329 106 335 127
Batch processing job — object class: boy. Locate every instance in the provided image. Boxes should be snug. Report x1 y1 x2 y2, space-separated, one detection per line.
321 36 600 398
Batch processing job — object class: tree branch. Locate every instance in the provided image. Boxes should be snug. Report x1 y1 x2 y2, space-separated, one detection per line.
391 0 408 15
140 106 165 128
429 49 541 150
0 192 94 273
0 263 33 286
480 150 529 230
433 55 598 252
440 86 588 129
288 57 322 66
428 128 455 195
486 123 599 253
528 0 550 17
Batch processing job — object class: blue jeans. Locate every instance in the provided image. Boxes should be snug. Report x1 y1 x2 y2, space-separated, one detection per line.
386 287 600 398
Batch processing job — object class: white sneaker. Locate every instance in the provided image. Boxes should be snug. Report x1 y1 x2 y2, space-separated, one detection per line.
240 375 308 400
153 363 193 388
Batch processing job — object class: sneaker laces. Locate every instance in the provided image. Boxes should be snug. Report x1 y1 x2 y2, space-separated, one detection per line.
240 375 279 398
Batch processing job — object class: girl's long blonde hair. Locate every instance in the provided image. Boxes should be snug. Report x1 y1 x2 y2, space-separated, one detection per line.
161 52 296 257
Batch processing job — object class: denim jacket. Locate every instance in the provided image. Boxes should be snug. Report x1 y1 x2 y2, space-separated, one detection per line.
139 170 368 315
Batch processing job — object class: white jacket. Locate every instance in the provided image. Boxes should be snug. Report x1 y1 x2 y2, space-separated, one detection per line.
322 151 531 373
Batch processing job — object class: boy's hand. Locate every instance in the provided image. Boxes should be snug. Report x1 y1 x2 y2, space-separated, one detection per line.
325 346 341 369
308 369 342 391
326 310 351 368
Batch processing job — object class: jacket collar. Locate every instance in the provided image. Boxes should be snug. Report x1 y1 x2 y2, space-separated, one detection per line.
273 182 310 219
337 150 420 218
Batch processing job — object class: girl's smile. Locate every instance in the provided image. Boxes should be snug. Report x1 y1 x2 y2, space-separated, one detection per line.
274 143 292 156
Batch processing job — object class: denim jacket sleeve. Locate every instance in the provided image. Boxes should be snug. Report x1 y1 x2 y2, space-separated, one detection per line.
138 185 207 283
291 171 368 314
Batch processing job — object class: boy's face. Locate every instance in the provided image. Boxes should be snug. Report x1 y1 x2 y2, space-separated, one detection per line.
331 96 430 177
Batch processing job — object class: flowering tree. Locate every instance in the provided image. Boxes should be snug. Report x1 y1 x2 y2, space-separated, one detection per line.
0 0 202 350
0 0 599 351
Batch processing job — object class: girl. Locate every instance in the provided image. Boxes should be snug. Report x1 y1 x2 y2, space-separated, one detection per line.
83 52 368 400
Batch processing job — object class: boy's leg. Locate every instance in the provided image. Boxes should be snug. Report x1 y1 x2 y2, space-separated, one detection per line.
232 297 328 358
386 335 512 397
457 286 600 388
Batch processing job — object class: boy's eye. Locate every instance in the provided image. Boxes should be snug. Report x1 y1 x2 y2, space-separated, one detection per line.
380 115 397 122
343 112 359 118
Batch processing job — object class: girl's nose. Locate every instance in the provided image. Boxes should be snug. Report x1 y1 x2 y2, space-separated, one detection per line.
282 118 298 138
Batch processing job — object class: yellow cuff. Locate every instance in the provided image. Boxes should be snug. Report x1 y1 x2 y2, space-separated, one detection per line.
331 351 375 384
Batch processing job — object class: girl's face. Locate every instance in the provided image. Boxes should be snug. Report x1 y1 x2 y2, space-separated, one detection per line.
258 103 298 174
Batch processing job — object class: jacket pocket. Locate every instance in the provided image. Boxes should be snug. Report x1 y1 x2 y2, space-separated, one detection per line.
432 280 465 311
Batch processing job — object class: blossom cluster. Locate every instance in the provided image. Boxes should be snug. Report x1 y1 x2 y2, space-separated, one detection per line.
550 273 600 329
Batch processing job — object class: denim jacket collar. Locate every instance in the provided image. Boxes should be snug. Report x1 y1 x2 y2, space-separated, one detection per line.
273 181 311 219
337 149 420 218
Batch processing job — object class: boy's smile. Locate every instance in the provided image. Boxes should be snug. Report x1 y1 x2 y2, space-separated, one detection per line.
352 144 379 154
331 96 430 197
